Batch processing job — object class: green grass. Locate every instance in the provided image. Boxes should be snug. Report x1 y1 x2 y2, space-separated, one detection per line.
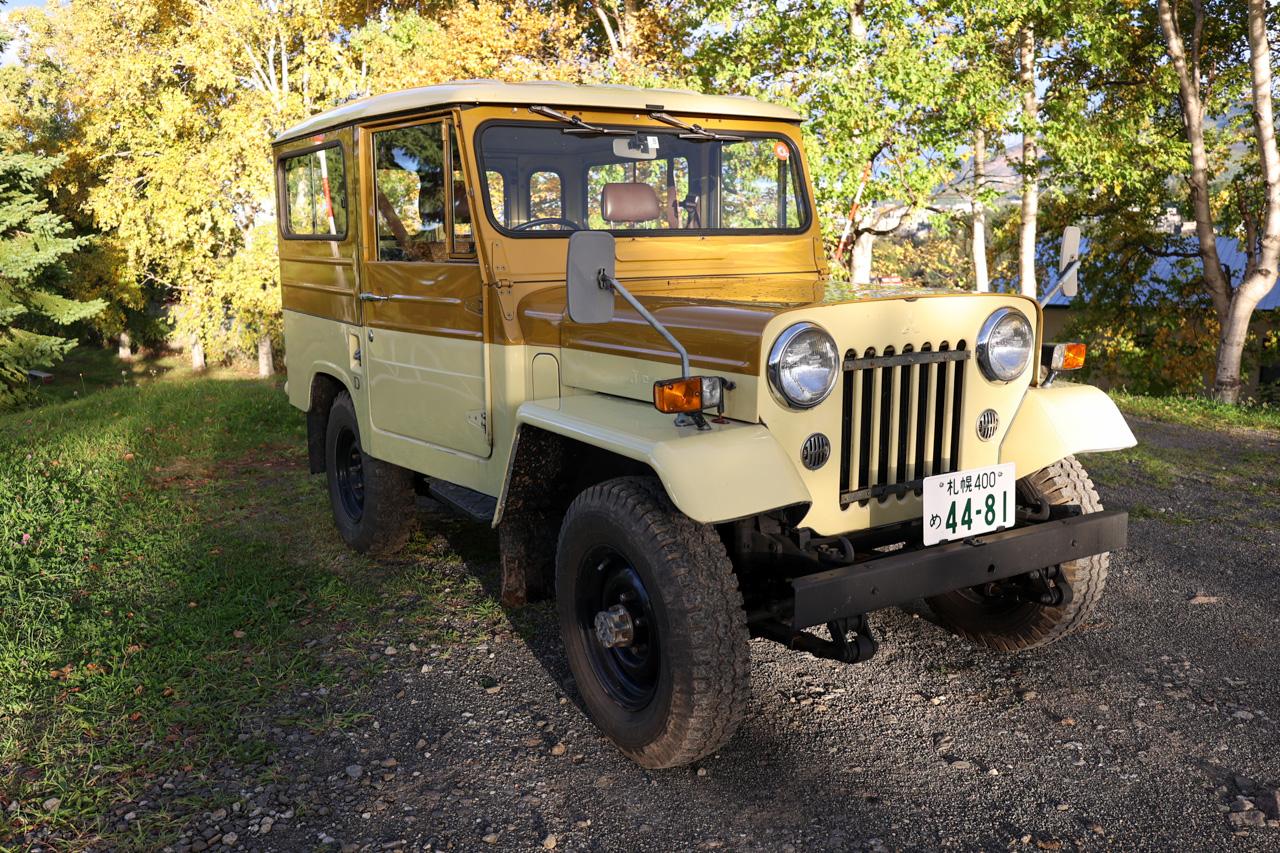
1110 391 1280 434
0 371 506 847
29 344 261 406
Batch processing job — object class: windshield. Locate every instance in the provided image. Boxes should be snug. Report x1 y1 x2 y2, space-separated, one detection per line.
477 122 809 236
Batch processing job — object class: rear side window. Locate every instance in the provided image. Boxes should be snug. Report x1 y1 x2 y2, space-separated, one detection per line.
281 145 347 238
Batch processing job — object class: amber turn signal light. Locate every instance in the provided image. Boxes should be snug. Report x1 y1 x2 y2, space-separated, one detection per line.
653 376 725 414
1042 342 1087 371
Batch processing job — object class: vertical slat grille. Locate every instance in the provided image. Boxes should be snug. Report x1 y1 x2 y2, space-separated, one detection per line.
840 341 969 505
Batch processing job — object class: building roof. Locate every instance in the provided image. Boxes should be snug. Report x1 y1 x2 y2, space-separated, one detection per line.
1042 235 1280 310
275 80 803 144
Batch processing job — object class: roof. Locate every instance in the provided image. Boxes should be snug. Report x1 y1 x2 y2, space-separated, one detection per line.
275 80 802 144
1040 235 1280 310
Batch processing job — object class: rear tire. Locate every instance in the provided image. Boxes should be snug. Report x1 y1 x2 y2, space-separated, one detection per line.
556 476 751 769
926 455 1109 651
324 391 417 555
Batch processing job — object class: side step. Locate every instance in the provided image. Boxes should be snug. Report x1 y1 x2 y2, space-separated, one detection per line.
423 479 497 524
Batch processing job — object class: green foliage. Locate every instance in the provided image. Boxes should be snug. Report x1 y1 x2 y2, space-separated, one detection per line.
0 150 101 406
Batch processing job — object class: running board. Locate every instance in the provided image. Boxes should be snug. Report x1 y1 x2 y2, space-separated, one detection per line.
424 479 497 523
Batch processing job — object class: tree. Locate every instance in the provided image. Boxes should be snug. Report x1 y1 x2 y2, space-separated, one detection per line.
0 148 102 405
692 0 1014 284
1156 0 1280 402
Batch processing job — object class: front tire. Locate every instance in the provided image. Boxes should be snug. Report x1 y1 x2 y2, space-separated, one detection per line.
927 455 1109 651
324 391 417 555
556 477 751 769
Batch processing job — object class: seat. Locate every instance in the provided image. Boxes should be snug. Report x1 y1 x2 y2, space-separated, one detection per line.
600 182 661 224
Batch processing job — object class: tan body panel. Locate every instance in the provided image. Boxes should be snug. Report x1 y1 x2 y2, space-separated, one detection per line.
1000 383 1137 474
507 395 810 526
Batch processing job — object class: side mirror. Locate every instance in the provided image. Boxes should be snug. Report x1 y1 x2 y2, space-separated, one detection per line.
565 231 616 324
1059 225 1081 298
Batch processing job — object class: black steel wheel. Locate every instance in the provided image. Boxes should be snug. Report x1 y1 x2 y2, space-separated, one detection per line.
323 391 417 555
555 476 751 769
575 547 661 711
332 422 365 521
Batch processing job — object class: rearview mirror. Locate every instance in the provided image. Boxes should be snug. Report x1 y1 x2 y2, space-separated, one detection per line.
1059 225 1081 298
566 231 616 324
613 135 658 160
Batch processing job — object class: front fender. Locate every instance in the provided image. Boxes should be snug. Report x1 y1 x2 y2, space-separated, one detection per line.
504 395 811 525
1000 383 1136 476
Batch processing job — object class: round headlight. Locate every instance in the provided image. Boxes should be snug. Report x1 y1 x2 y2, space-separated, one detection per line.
768 323 840 409
976 307 1034 382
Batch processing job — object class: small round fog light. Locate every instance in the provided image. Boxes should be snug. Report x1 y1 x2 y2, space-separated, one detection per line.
801 433 831 470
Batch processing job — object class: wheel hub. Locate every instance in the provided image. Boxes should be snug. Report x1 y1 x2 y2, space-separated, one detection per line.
594 603 636 648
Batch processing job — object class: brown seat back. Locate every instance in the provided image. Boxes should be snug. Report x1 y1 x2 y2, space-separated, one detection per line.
600 182 661 223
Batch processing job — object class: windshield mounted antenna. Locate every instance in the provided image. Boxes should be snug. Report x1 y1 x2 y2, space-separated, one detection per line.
529 105 636 137
647 111 745 141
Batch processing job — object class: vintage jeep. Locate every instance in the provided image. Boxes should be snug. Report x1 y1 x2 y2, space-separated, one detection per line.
273 81 1135 769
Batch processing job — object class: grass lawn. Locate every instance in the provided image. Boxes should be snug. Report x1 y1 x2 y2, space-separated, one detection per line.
0 367 503 848
2 351 1273 847
1110 390 1280 433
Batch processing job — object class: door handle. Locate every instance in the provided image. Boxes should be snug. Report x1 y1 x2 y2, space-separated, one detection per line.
359 292 389 302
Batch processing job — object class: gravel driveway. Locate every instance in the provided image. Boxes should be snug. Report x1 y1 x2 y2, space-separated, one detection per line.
101 417 1280 851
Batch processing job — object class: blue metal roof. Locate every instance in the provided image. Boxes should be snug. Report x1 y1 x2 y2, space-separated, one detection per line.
1040 235 1279 309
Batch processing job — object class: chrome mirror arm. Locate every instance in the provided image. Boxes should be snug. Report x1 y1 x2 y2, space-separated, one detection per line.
1038 257 1080 308
598 270 691 378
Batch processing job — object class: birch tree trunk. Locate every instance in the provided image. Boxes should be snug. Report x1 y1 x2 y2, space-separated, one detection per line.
117 331 133 361
851 232 874 285
258 334 275 378
191 336 206 372
1017 26 1039 299
973 129 990 293
1157 0 1280 402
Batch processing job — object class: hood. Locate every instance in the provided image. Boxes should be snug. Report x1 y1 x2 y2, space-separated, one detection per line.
517 279 818 374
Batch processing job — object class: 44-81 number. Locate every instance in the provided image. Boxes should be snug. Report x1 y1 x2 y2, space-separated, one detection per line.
943 492 1009 535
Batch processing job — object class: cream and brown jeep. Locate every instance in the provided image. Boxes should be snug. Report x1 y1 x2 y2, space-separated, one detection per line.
273 81 1136 769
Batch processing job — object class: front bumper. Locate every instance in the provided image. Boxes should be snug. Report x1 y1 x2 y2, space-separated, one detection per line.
789 510 1128 629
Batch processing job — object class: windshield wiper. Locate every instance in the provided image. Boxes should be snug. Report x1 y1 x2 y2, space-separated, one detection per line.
529 105 636 137
647 111 745 141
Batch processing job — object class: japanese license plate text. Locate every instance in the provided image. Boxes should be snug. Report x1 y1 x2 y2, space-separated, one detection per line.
922 462 1015 546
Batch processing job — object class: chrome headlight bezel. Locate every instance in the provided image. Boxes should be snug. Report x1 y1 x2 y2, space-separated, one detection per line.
976 307 1034 383
767 322 840 409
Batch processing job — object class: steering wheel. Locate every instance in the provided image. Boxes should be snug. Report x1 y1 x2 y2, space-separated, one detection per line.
513 217 583 232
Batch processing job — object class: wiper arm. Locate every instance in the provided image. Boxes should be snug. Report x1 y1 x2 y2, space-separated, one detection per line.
647 111 744 141
529 105 636 137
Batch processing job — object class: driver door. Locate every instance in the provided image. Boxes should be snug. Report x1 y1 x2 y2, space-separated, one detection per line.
359 117 490 458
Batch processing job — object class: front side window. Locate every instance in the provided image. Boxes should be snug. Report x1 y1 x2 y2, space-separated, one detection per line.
449 124 473 255
373 123 446 261
476 122 808 235
281 145 347 238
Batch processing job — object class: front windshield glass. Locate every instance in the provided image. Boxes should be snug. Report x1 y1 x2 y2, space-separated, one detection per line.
477 122 808 235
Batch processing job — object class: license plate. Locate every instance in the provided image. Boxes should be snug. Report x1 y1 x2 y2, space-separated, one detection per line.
922 462 1016 546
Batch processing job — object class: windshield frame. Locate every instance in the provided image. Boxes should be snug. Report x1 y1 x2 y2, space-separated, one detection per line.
472 118 813 240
